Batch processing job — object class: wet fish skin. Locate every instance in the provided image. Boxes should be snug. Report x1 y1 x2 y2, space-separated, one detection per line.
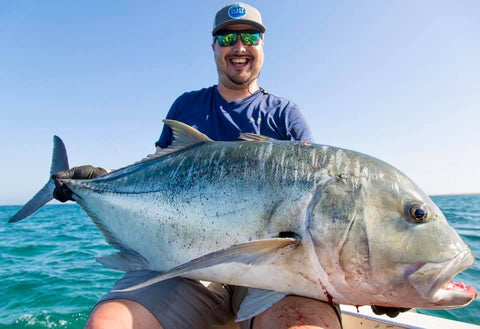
9 121 477 312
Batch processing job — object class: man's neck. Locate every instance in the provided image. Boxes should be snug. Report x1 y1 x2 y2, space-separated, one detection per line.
217 82 260 103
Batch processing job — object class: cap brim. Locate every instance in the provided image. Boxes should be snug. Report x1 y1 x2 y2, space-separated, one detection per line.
212 20 266 36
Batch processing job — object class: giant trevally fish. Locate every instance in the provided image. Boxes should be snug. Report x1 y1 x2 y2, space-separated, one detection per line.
9 120 477 320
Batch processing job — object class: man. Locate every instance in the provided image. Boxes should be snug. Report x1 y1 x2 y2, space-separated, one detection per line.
54 3 404 329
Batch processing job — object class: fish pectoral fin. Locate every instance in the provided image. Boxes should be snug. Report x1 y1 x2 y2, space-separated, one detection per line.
96 250 150 271
236 288 287 322
112 237 300 293
239 132 274 142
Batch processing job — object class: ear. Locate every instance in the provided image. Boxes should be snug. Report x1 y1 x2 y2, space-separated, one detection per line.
211 43 215 51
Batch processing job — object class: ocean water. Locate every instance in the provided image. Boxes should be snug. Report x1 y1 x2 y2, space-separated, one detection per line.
1 194 479 328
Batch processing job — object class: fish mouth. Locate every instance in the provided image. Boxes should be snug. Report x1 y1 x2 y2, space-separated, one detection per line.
407 248 477 308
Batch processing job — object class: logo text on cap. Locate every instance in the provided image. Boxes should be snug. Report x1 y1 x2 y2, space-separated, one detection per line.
228 4 247 19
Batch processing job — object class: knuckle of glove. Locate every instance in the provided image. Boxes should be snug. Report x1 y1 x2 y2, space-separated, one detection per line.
51 168 74 180
73 165 95 179
386 309 400 318
51 165 107 202
371 305 383 315
74 165 107 179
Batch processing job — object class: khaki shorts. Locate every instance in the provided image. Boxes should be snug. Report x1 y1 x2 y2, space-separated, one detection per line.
98 270 341 329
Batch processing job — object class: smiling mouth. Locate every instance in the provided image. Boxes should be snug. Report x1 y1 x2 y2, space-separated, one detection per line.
229 57 251 69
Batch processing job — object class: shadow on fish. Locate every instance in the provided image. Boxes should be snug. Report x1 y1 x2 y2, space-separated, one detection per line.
8 120 477 321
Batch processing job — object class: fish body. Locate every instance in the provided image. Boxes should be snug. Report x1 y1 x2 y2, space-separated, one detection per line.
9 120 477 315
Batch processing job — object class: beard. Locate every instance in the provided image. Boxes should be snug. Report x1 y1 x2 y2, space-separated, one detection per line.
227 69 262 87
227 72 251 86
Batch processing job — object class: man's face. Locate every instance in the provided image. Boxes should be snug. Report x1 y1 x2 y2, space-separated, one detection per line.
212 24 264 90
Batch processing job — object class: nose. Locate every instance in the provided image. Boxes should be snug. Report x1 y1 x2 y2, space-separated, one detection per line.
232 37 247 53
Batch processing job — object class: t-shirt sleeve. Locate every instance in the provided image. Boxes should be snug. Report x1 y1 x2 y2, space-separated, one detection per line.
155 96 183 148
285 104 314 143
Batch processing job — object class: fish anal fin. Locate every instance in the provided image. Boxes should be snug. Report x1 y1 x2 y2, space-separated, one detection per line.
236 288 287 322
112 237 300 292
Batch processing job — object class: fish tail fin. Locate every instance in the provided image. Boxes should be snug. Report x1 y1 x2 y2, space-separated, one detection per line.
8 136 70 223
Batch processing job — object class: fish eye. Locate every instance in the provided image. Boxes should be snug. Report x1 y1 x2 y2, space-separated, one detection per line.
408 204 428 223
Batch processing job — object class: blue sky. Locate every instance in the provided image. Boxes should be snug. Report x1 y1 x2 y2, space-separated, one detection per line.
1 0 479 204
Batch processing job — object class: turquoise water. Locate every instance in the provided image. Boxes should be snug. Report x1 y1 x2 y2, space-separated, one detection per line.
1 195 479 328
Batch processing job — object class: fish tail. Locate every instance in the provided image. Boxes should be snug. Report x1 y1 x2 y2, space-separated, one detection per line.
8 136 70 223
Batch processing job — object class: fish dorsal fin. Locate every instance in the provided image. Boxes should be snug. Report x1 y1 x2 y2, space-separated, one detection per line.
137 120 212 163
239 133 274 142
164 119 212 146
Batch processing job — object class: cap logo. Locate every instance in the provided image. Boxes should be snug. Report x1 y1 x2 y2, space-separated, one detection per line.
228 4 247 19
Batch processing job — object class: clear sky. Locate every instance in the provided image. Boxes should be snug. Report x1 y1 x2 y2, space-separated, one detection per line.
1 1 479 205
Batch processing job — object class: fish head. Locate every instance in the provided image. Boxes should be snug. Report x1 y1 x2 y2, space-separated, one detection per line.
308 150 476 308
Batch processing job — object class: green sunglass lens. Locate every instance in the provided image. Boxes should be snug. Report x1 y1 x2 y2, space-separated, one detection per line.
240 33 261 45
218 33 237 46
216 31 261 47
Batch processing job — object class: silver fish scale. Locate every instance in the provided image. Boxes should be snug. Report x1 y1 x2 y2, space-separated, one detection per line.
66 141 339 267
75 140 377 195
10 132 477 311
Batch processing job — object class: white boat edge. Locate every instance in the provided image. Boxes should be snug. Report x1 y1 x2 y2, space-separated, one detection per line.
340 304 479 329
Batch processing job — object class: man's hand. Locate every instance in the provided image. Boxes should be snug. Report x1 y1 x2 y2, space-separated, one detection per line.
371 305 410 318
52 165 108 202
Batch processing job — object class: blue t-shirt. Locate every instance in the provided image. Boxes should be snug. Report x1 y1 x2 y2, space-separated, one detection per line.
155 85 313 148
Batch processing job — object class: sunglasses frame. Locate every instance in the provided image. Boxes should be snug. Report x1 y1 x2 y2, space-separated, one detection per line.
214 30 263 47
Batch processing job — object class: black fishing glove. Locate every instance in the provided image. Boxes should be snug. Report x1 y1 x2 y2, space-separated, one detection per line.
371 305 410 318
52 165 108 202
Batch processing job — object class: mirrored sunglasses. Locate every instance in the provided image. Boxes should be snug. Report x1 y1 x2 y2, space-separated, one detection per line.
215 30 262 47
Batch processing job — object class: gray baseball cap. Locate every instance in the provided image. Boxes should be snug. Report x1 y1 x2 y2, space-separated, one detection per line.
212 2 266 36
